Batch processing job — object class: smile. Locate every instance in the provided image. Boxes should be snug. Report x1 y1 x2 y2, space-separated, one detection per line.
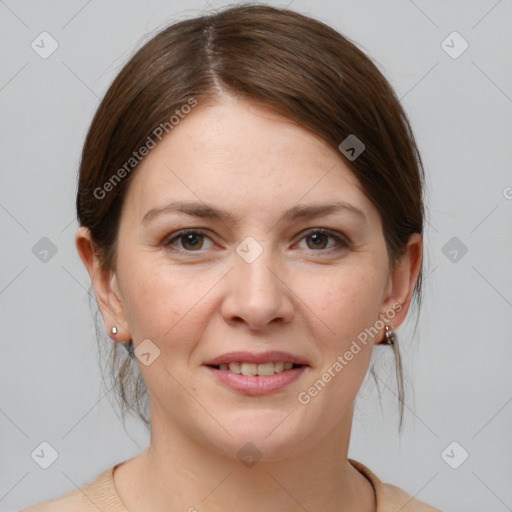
209 361 302 376
204 365 308 395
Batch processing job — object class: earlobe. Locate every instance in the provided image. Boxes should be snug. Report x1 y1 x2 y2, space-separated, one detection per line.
74 227 131 342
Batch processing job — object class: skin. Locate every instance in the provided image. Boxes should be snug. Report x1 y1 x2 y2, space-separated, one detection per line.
76 96 422 512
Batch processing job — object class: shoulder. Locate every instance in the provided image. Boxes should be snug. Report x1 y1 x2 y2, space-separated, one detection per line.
19 465 125 512
20 489 85 512
379 481 441 511
348 458 441 512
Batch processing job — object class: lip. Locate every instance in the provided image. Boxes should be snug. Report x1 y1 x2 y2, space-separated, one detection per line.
205 365 308 395
203 350 310 366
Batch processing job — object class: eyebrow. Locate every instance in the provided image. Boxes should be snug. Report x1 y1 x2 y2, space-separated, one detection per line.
142 200 367 226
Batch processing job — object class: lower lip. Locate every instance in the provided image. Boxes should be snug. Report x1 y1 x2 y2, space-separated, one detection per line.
204 365 308 395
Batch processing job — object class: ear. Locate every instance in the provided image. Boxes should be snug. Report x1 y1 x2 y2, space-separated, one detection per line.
75 226 131 342
378 232 422 341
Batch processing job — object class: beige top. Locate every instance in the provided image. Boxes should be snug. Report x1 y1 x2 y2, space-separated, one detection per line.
20 458 440 511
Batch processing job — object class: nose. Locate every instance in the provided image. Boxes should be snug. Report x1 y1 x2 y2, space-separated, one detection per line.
220 244 294 332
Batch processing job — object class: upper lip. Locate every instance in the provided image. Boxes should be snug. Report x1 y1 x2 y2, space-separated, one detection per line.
203 350 310 366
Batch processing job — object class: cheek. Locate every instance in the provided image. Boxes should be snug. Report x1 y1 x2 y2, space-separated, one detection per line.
116 251 174 337
295 267 385 418
118 253 219 344
300 263 387 346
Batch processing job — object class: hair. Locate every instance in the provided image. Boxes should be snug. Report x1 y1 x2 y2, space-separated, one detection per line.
76 3 425 434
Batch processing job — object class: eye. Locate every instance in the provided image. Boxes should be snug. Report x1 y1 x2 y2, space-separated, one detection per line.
163 228 349 254
164 229 214 252
296 229 349 251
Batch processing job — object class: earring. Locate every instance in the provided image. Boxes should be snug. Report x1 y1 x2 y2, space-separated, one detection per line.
111 326 118 335
384 325 396 345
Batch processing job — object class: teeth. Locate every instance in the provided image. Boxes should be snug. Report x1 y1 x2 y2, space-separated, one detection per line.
227 362 239 373
221 362 298 375
241 362 257 376
257 362 275 376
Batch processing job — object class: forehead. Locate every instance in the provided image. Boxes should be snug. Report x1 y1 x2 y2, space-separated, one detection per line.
120 98 379 227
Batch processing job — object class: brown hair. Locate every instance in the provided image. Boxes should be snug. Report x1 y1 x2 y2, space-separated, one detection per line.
77 4 425 433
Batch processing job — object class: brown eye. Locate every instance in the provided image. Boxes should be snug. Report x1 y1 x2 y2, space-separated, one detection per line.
164 230 213 252
298 229 349 252
305 232 329 250
180 232 204 250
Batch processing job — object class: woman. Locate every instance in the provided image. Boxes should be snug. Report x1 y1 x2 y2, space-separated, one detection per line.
22 4 440 511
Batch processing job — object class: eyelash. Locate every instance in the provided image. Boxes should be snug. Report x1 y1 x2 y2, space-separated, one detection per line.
163 228 350 254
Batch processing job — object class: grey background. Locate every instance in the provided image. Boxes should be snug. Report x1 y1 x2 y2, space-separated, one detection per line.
1 0 511 510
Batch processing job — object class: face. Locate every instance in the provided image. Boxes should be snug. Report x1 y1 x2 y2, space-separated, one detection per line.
83 97 417 461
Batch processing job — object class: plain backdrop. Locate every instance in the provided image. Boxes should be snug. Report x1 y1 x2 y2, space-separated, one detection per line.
1 1 511 511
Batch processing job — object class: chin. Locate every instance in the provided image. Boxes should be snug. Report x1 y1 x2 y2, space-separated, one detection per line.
202 410 316 463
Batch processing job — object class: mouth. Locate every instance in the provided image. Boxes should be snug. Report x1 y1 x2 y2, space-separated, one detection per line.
206 361 305 375
203 351 310 395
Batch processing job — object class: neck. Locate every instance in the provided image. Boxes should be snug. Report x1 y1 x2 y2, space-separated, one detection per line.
114 404 375 512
